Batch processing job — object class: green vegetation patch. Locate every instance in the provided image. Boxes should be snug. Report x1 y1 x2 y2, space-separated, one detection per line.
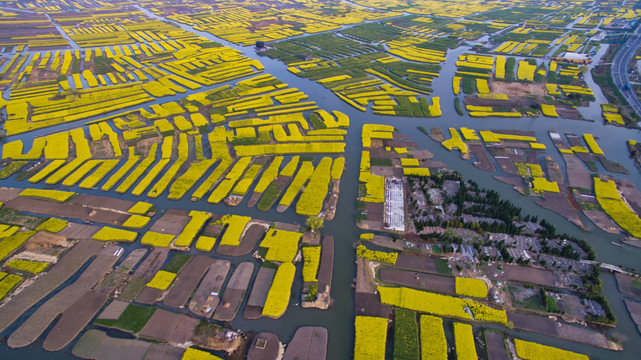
118 277 147 302
163 253 191 273
461 78 475 94
435 258 451 275
454 98 463 116
266 32 379 62
0 208 46 229
0 161 27 179
371 158 393 167
257 182 283 212
95 304 156 334
342 23 402 43
393 308 420 360
415 36 459 52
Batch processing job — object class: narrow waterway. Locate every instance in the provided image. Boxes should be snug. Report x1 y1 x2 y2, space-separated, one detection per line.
45 13 80 50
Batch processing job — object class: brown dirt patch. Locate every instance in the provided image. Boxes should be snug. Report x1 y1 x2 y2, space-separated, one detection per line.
203 221 225 237
318 235 334 292
536 190 583 228
395 254 439 273
384 139 418 149
57 223 100 240
213 262 254 321
98 299 129 320
247 332 281 360
0 187 21 202
624 299 641 334
72 329 150 360
546 158 564 184
494 176 524 193
244 266 276 319
247 191 262 208
5 197 129 225
469 143 496 172
5 197 91 219
411 149 434 160
150 211 190 235
485 331 509 360
557 106 583 119
490 80 546 98
508 312 557 335
189 260 231 319
563 154 592 189
144 343 185 360
355 292 391 318
378 269 456 294
243 305 263 320
135 286 164 305
133 247 170 278
164 255 214 308
360 202 384 229
69 194 136 212
552 321 618 349
213 289 246 321
43 291 110 351
583 209 620 234
25 230 72 249
616 273 641 299
623 238 641 248
217 223 267 256
371 166 396 176
369 147 394 160
597 155 629 174
302 231 321 245
273 222 299 231
283 327 327 360
356 258 376 294
495 264 558 288
139 309 199 344
429 128 445 142
367 236 404 251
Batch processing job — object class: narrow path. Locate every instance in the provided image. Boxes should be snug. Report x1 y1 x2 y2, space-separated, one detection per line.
45 13 79 50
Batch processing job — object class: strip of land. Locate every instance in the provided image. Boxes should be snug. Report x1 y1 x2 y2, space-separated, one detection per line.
8 245 122 348
0 239 104 333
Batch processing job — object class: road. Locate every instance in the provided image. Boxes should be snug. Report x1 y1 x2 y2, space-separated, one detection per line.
611 26 641 117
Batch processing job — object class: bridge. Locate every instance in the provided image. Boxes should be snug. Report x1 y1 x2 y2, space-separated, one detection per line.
580 260 637 276
603 33 640 41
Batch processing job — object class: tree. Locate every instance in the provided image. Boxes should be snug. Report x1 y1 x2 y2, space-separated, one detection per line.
305 216 324 232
